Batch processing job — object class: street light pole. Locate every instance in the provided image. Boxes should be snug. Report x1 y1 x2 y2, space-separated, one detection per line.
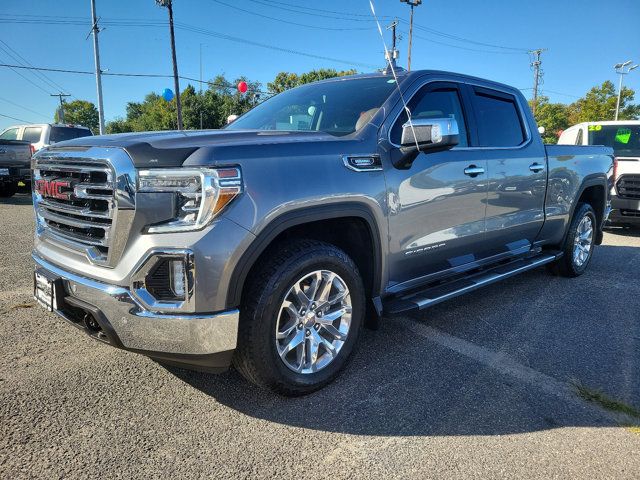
157 0 183 130
614 60 638 121
400 0 422 72
199 43 204 129
90 0 105 134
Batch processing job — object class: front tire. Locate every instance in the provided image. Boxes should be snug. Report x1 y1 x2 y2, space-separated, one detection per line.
552 202 597 277
233 239 365 396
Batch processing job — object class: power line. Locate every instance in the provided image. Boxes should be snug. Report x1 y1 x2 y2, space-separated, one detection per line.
0 112 36 124
409 32 526 55
0 63 273 95
173 23 378 69
400 19 530 52
0 95 50 119
0 55 53 95
243 0 390 21
0 39 70 94
210 0 369 31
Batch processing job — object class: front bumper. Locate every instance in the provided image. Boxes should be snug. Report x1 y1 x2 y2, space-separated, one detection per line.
33 253 239 371
608 195 640 225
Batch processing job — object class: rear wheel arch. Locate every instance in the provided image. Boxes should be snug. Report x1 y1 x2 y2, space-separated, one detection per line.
226 203 384 309
564 178 607 246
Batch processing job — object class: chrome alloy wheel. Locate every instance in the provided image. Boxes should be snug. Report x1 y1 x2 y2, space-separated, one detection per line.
573 214 594 267
275 270 352 374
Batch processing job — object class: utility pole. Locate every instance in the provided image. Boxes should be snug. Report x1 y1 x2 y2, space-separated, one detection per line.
529 49 547 116
385 20 399 69
614 61 638 120
199 43 204 129
400 0 421 71
51 93 70 123
157 0 183 130
90 0 105 134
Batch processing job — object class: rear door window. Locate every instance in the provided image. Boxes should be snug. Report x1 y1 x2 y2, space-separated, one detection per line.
472 88 526 147
22 126 43 143
49 127 92 143
0 128 19 140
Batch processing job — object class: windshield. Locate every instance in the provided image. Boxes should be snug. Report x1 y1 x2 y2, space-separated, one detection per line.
588 124 640 157
226 76 398 137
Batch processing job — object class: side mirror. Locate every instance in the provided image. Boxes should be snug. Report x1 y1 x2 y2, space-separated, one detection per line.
401 117 459 153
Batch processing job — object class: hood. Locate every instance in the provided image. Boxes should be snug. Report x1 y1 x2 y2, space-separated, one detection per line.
49 129 350 168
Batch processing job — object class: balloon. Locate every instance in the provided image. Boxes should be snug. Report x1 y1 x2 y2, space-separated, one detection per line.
237 81 248 94
162 88 174 101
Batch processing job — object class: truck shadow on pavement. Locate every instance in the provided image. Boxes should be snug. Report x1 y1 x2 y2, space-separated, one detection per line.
0 193 33 206
166 243 640 436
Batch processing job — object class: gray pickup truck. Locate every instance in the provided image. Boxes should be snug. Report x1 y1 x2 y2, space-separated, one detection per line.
32 70 613 395
0 139 32 197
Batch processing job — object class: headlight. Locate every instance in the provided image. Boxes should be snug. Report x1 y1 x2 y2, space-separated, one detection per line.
138 167 242 233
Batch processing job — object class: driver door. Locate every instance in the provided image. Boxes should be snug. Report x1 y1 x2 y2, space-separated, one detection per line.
383 81 490 290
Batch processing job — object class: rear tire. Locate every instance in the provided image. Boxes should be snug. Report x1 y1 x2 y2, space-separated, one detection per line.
233 239 365 396
551 202 597 277
0 182 18 198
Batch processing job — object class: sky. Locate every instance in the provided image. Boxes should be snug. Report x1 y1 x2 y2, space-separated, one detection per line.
0 0 639 131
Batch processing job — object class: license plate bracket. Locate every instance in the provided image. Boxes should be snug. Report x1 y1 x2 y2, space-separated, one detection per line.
34 270 60 312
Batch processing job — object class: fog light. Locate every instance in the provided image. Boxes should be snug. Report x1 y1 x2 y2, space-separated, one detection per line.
170 259 186 298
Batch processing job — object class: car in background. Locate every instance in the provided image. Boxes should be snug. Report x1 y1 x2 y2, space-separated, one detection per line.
0 139 32 197
0 123 93 153
559 121 640 227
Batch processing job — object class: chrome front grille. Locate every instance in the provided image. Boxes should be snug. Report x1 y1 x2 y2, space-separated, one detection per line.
617 175 640 199
33 147 136 267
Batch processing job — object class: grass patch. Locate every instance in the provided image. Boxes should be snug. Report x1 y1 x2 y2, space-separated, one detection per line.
572 380 640 420
0 302 35 315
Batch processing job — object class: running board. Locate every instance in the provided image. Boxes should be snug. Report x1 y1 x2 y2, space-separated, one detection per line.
384 252 562 314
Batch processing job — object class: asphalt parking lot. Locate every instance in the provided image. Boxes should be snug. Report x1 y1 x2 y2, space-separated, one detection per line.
1 193 639 479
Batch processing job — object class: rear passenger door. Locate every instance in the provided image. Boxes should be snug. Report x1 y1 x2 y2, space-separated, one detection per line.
467 86 546 256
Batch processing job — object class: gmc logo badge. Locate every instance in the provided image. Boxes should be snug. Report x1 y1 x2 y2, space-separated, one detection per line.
35 179 73 200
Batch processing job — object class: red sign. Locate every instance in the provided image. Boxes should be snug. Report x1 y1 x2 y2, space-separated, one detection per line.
35 179 73 200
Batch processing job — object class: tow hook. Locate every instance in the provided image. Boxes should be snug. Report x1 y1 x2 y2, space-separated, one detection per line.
83 313 102 333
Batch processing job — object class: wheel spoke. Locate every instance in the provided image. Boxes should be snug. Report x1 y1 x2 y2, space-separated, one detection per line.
320 323 347 341
280 329 304 358
276 320 298 340
319 335 337 358
316 272 335 303
306 271 322 303
308 333 321 369
328 288 348 306
292 282 310 309
317 306 352 324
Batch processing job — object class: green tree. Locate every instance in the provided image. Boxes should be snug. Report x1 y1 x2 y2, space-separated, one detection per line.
529 96 570 144
55 100 99 133
267 68 357 94
568 81 640 124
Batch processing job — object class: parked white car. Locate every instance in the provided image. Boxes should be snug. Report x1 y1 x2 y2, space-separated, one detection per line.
0 123 93 152
559 121 640 227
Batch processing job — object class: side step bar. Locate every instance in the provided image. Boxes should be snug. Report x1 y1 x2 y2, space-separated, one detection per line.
384 252 562 314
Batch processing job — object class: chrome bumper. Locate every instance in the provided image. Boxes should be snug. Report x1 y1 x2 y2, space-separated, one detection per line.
33 253 239 357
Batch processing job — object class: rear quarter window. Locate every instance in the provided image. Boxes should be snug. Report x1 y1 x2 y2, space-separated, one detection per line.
472 89 526 147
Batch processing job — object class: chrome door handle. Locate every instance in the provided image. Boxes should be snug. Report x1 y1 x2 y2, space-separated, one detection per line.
529 163 545 173
464 165 485 177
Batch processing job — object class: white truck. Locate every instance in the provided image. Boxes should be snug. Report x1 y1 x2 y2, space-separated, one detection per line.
0 123 92 153
559 121 640 227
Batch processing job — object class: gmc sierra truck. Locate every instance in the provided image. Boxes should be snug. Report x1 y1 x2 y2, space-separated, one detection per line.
31 70 613 395
0 139 32 197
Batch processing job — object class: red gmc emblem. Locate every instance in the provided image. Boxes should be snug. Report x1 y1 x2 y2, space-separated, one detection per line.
35 179 73 200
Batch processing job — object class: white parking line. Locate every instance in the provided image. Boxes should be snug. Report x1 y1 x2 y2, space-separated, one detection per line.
400 318 635 424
